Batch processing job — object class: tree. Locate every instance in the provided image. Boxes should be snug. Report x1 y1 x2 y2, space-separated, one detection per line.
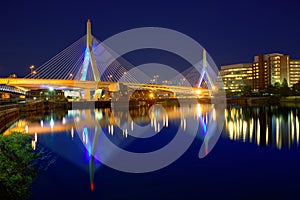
240 85 253 97
279 78 291 96
292 81 300 95
0 132 38 199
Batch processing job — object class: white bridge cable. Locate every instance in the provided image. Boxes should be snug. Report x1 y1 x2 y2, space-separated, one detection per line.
44 38 86 79
27 36 85 79
25 36 86 79
31 37 85 79
51 43 85 79
45 45 83 79
93 36 150 83
65 53 85 80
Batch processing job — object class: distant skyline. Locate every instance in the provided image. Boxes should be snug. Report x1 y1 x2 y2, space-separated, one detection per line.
0 0 300 77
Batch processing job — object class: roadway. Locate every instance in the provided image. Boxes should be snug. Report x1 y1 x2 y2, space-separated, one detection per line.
0 78 210 96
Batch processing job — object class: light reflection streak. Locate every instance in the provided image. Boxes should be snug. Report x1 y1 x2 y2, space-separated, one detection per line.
224 107 300 149
296 116 299 145
291 111 294 142
257 118 260 145
266 126 268 145
71 127 74 139
276 117 279 149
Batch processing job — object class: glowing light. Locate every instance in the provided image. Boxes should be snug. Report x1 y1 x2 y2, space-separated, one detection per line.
25 125 28 133
257 119 260 145
111 125 114 135
62 117 66 125
212 108 216 121
276 117 281 149
266 126 269 145
228 121 234 139
166 115 169 127
243 120 247 141
31 140 36 150
71 127 74 139
203 119 207 133
50 118 54 130
149 93 154 98
296 116 299 145
249 118 253 142
195 89 201 95
48 87 54 91
40 120 44 128
90 182 94 191
196 104 202 117
291 111 294 142
96 111 103 120
83 127 88 144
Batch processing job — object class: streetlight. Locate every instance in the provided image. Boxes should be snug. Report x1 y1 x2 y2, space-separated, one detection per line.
69 73 73 79
153 75 159 84
123 71 127 82
32 70 37 77
108 74 113 82
29 65 35 77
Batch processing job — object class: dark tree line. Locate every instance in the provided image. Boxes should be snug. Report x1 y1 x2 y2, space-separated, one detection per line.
226 78 300 97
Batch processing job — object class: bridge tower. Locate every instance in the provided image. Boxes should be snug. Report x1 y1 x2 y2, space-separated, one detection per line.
197 49 214 89
80 19 100 81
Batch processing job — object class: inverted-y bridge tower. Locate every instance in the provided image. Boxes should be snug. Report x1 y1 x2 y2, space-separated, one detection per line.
80 19 100 81
197 49 214 89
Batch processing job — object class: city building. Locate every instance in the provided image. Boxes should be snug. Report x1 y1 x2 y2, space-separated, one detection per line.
290 60 300 86
252 53 290 90
219 63 253 92
220 53 300 92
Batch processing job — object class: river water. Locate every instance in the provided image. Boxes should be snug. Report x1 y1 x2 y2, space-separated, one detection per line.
5 104 300 199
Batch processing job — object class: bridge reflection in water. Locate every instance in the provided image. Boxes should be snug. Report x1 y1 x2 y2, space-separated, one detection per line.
5 105 300 150
3 104 300 193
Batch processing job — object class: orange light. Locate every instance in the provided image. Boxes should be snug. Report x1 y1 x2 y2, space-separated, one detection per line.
149 93 154 98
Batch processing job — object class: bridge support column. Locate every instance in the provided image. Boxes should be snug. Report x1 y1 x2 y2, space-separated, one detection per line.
83 89 91 100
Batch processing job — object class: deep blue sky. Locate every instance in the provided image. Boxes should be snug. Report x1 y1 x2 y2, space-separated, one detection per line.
0 0 299 77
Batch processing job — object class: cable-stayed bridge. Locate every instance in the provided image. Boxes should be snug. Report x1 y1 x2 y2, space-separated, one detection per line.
0 20 218 100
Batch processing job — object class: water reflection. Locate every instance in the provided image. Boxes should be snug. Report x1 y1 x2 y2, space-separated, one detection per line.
4 105 300 152
224 106 300 149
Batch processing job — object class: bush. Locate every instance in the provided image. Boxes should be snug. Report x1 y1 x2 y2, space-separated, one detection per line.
0 131 38 199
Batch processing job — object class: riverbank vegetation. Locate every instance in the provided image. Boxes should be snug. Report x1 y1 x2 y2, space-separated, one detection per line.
0 131 38 199
226 79 300 98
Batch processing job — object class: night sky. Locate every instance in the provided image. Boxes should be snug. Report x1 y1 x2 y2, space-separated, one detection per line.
0 0 299 77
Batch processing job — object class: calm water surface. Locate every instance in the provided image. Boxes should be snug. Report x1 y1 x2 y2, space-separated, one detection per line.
6 104 300 199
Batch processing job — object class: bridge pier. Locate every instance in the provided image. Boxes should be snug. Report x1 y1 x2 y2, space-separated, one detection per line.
83 89 91 100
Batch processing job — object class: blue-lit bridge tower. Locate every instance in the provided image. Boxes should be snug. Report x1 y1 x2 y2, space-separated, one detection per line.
80 19 100 81
198 49 214 89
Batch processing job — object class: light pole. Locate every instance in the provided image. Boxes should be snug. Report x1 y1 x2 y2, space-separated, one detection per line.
32 70 37 78
123 71 127 82
29 65 35 77
153 75 159 84
108 74 113 82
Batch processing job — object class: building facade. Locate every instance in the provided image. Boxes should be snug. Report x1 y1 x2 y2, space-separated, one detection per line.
219 63 253 92
290 60 300 86
220 53 300 92
252 53 290 90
